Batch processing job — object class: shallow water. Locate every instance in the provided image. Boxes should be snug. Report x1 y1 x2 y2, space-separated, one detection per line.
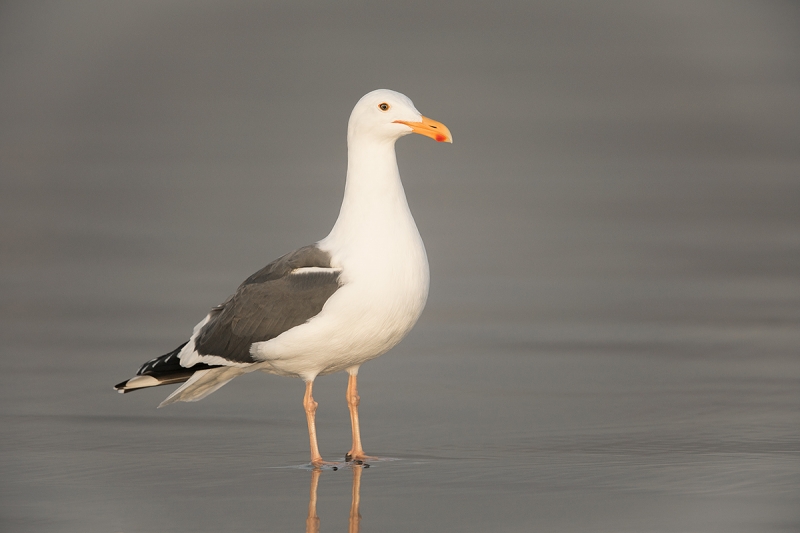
2 2 799 532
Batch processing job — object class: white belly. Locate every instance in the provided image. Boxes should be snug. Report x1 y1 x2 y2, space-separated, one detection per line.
250 236 429 380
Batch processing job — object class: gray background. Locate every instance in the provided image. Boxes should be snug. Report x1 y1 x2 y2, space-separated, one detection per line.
2 1 799 532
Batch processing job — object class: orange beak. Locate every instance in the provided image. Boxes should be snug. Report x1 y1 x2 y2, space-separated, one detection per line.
394 115 453 143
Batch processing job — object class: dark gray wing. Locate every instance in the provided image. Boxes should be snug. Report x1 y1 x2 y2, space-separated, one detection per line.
193 245 340 364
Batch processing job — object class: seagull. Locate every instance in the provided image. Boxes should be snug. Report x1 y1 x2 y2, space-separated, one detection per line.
115 89 452 466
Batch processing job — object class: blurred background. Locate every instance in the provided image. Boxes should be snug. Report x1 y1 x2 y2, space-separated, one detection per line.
1 1 799 532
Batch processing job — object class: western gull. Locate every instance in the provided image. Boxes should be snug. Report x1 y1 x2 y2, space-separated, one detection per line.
115 89 452 466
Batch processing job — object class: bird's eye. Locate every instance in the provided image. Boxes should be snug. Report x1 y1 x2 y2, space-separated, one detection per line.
378 103 390 111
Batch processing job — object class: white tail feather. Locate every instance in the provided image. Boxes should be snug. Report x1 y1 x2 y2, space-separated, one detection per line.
158 367 246 408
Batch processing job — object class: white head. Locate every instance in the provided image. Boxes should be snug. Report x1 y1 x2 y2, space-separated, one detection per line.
348 89 452 145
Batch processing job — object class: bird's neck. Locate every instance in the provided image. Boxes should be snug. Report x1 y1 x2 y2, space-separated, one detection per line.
325 138 417 250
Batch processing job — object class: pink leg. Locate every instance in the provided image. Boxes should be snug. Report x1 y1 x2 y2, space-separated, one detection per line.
345 372 377 463
303 380 338 468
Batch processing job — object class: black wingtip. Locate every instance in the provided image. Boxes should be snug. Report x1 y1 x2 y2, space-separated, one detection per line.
115 341 224 395
114 379 140 393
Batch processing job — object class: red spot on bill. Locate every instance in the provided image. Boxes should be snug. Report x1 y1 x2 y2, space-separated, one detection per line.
435 134 447 142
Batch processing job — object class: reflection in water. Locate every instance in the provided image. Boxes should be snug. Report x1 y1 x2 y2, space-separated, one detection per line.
306 465 364 533
349 465 363 533
306 469 321 533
